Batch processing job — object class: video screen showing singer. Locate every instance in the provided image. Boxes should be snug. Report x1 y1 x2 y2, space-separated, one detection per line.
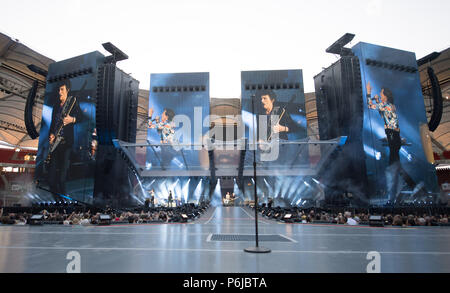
147 107 178 167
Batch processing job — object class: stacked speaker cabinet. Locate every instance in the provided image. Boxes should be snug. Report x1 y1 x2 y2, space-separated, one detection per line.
314 56 369 203
94 63 139 207
35 50 138 208
315 39 439 204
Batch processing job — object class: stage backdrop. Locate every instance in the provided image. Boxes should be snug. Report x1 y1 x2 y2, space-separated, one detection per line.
35 52 104 204
352 42 439 197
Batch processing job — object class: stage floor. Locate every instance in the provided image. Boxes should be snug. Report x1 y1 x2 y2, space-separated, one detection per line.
0 206 449 273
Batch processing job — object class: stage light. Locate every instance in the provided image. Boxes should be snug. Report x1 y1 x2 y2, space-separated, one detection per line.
407 153 413 162
280 177 293 198
233 178 243 201
211 178 222 206
375 152 381 161
182 179 190 203
193 179 203 203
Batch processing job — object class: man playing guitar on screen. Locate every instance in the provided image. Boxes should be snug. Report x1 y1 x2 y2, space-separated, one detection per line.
47 80 81 195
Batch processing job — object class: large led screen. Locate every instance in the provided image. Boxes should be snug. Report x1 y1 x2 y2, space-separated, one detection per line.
146 72 210 172
241 70 308 163
352 42 439 199
35 52 104 204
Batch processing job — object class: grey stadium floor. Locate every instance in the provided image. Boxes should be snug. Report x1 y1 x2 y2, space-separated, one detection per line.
0 206 449 273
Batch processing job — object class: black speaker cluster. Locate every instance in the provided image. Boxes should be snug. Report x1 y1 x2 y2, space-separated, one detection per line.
152 85 206 93
127 88 138 142
314 55 369 201
244 83 301 91
427 66 443 132
365 59 417 73
47 67 93 83
95 64 113 145
24 80 40 139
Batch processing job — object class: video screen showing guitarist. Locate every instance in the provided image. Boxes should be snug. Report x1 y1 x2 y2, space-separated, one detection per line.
47 79 81 195
257 90 299 142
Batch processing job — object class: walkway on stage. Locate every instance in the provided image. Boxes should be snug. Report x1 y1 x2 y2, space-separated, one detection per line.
0 206 449 272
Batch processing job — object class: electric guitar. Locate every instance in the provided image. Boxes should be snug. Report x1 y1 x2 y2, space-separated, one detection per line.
45 96 77 164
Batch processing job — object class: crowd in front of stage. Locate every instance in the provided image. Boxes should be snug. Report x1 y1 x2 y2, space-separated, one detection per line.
259 207 449 227
0 203 207 226
1 206 448 227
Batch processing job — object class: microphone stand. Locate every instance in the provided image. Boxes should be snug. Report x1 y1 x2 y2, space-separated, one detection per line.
244 94 271 254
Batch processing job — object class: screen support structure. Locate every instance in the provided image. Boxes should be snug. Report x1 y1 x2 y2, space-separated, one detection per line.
244 94 271 254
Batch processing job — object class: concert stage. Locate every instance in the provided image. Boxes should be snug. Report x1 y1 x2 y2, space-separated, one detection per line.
0 206 449 273
112 137 345 207
27 36 443 209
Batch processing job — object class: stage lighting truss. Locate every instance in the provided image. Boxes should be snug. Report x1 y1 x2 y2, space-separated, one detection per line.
112 136 345 178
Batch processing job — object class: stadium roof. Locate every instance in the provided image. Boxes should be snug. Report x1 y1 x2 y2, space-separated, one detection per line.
0 32 53 150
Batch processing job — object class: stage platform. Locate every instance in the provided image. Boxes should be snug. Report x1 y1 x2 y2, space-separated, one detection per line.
0 206 449 273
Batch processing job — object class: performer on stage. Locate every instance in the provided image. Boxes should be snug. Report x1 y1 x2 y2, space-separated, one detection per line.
268 197 274 209
168 190 173 207
150 189 155 208
47 80 81 195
